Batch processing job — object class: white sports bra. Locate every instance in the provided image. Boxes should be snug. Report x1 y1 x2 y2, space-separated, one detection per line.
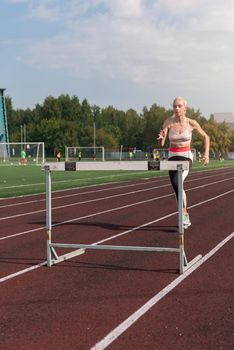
168 119 193 144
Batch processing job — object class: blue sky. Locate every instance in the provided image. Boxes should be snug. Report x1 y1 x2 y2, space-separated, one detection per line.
1 0 234 117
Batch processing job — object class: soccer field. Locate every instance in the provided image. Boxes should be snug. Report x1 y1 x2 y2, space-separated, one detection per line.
0 160 233 198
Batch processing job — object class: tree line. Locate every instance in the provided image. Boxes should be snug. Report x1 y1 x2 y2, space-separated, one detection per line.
5 94 234 157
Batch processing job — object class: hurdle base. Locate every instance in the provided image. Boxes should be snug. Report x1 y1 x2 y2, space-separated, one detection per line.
47 243 202 274
180 254 202 274
47 243 180 267
47 247 86 267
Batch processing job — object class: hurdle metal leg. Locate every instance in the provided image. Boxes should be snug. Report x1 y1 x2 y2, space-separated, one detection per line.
177 164 185 273
45 166 85 266
45 166 52 267
177 164 202 273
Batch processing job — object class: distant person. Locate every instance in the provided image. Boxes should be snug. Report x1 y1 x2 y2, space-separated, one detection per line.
157 97 210 229
20 149 27 165
78 151 82 161
155 150 160 161
57 151 61 162
218 151 224 162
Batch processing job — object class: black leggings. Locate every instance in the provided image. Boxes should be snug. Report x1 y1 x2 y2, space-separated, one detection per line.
168 156 192 208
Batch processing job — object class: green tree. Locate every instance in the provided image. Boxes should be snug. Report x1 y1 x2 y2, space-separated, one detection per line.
204 117 232 156
121 109 144 149
96 128 118 148
6 93 234 158
141 104 169 151
40 96 62 119
32 118 78 156
57 94 81 121
80 99 93 126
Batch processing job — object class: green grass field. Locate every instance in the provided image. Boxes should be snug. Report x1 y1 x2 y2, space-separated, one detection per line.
0 160 233 198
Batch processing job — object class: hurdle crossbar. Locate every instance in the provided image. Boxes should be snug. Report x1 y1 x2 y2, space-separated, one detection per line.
44 160 202 274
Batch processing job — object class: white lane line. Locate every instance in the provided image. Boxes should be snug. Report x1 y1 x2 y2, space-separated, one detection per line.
1 187 234 241
0 193 173 241
0 170 152 193
0 184 171 220
1 179 233 279
0 186 171 221
90 231 234 350
0 177 165 208
0 211 176 283
1 175 234 222
1 186 233 281
0 227 45 241
0 261 47 283
0 168 231 209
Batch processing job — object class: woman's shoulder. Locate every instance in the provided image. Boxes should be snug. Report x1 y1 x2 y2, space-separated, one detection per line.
187 117 199 128
163 116 175 128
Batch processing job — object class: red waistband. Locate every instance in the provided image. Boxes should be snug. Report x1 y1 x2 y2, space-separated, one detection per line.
169 147 191 152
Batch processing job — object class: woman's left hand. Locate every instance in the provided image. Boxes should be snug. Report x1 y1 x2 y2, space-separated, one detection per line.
202 155 209 166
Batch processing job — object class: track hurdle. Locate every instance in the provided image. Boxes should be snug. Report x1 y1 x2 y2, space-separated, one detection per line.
44 161 202 274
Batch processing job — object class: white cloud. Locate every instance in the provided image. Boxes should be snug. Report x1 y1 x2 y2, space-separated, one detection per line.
107 0 143 17
6 0 28 3
5 0 234 113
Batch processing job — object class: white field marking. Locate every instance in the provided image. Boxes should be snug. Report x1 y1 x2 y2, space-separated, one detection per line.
0 192 174 241
0 226 46 241
0 171 155 200
0 179 169 209
0 190 233 281
1 166 233 203
1 182 45 190
1 185 233 243
0 171 152 191
0 261 47 283
0 211 178 283
0 185 172 221
51 188 234 246
91 231 234 350
1 174 234 222
1 185 233 247
0 173 171 204
91 211 178 246
0 168 224 208
186 170 234 184
1 178 234 240
1 164 232 193
0 166 233 209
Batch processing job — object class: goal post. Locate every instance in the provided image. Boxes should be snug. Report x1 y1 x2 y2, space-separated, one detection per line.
0 142 45 165
65 146 105 161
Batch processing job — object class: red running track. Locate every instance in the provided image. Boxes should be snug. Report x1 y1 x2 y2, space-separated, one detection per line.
0 167 234 350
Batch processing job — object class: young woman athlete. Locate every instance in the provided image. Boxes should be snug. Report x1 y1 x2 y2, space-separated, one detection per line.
157 97 210 228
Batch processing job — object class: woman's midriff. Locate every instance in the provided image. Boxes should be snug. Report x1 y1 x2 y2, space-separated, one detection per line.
169 143 191 150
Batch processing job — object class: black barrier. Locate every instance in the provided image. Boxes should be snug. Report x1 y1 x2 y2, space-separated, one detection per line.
148 160 160 171
65 162 76 171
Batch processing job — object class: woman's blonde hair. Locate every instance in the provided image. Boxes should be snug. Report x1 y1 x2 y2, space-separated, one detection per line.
173 97 188 108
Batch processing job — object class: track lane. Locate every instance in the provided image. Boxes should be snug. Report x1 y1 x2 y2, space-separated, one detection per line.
0 167 233 349
0 169 234 276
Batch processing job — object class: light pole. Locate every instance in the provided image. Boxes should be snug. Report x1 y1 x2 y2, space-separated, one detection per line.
21 125 23 147
20 124 26 148
92 105 99 159
93 119 96 149
24 123 26 146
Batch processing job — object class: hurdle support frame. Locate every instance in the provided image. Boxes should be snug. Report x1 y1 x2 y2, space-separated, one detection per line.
44 161 202 274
